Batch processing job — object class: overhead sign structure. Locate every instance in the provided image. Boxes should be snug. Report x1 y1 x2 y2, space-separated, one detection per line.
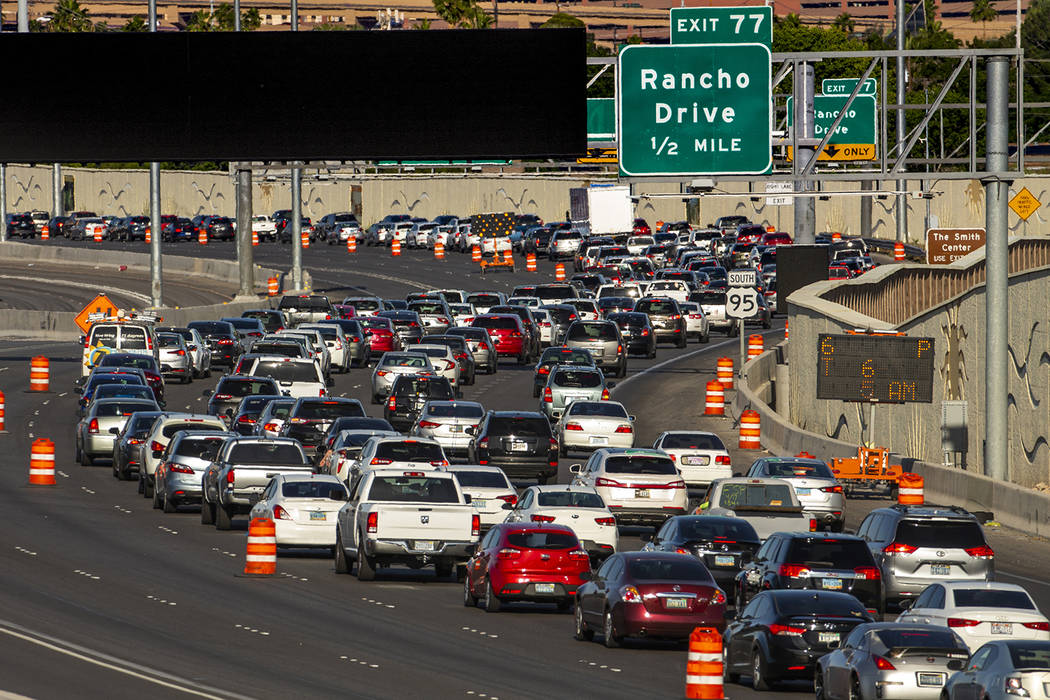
587 98 615 142
821 78 877 96
726 288 760 318
577 148 617 164
787 144 877 162
816 333 935 403
926 228 986 264
786 95 877 161
669 6 773 47
74 293 117 334
765 181 792 206
728 269 757 287
1009 187 1042 221
617 43 772 177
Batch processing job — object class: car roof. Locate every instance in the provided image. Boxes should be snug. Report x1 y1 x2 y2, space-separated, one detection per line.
771 532 865 543
444 464 507 473
488 410 547 418
530 484 600 493
876 504 978 520
274 473 342 483
936 581 1028 592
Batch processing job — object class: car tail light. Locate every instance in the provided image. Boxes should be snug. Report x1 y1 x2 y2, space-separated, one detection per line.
537 366 550 375
531 514 555 523
809 518 817 531
1023 621 1050 631
226 469 235 485
601 389 610 400
88 418 99 434
595 517 616 526
418 420 440 429
549 438 558 449
273 504 292 520
594 477 624 488
769 624 806 637
366 511 378 533
128 438 143 445
319 388 326 397
212 394 233 401
668 479 686 489
370 458 393 465
1005 678 1030 695
617 344 623 354
478 437 488 449
568 549 589 561
387 396 396 411
948 618 981 628
821 485 843 494
264 422 279 432
964 545 995 559
151 440 165 452
175 349 185 356
715 455 731 465
430 460 448 467
543 388 553 403
778 564 810 578
237 415 255 424
376 370 388 377
471 514 480 537
641 328 650 336
711 589 727 604
497 494 517 506
498 548 521 559
615 425 633 433
853 566 882 580
565 422 584 431
883 542 918 555
217 338 234 345
621 586 643 603
168 462 194 474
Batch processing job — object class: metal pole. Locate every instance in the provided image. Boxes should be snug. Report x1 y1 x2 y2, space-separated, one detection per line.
52 164 62 219
793 61 816 244
234 0 241 30
895 0 907 243
17 0 28 31
738 324 745 377
984 56 1010 482
236 168 254 297
0 165 7 244
860 180 872 236
291 168 303 291
290 0 297 30
148 0 162 309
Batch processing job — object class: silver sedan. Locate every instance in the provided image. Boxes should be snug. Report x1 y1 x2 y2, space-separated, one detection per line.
540 365 611 421
370 352 435 403
75 397 160 466
555 400 634 456
409 400 484 460
157 332 193 384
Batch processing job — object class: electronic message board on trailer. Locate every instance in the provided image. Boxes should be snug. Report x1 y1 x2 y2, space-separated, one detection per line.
816 333 935 403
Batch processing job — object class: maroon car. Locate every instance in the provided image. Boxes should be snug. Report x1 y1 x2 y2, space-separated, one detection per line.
574 551 727 648
471 314 528 364
359 317 400 357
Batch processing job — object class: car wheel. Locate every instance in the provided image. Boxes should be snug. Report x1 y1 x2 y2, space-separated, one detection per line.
181 374 191 384
648 345 657 359
537 474 549 486
603 608 622 648
201 498 215 525
112 459 121 479
518 352 527 365
574 604 594 641
701 330 710 344
617 361 626 378
463 575 479 607
814 668 827 700
215 502 233 530
533 385 540 398
676 333 687 349
137 474 145 494
848 674 863 700
723 642 741 683
560 443 568 457
152 483 162 509
488 362 496 375
163 491 177 513
357 541 377 581
143 476 154 499
483 578 501 613
334 532 349 574
372 394 382 405
80 446 95 467
434 559 454 580
751 647 772 691
763 317 772 330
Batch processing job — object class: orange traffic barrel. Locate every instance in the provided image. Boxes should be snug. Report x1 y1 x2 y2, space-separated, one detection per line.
198 228 207 245
894 241 905 261
434 242 445 260
784 319 788 340
301 230 310 249
347 236 357 253
41 224 49 240
243 517 277 575
145 227 151 244
704 381 725 416
554 263 566 281
0 389 6 432
93 229 102 243
747 334 764 360
252 230 259 247
831 231 842 242
392 240 402 257
739 410 761 450
526 253 537 272
716 357 734 390
898 473 924 505
503 249 513 264
685 627 726 699
29 356 49 392
471 245 481 263
267 276 279 297
29 438 56 486
796 450 816 458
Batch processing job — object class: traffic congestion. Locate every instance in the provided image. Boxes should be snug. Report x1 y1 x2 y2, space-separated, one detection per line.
35 212 1050 700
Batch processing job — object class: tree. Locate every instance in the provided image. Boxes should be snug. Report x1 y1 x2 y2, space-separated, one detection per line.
540 12 583 28
969 0 997 35
832 12 855 34
432 0 490 28
122 15 147 31
414 18 432 29
184 4 261 31
183 9 215 30
49 0 95 32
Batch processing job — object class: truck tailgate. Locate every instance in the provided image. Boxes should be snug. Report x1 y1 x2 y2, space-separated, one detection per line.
372 504 473 542
233 465 314 491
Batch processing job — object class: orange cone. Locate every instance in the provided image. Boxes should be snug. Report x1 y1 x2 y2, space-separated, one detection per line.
29 356 50 392
145 227 151 244
685 627 726 699
0 389 6 432
243 517 277 575
503 249 513 264
435 242 445 260
301 230 310 249
894 241 905 261
41 225 49 240
29 438 56 486
198 229 208 245
252 230 259 247
93 229 102 243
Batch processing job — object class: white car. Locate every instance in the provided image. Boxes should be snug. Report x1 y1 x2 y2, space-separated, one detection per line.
370 352 435 402
646 279 691 303
248 474 348 548
678 301 711 343
321 429 402 484
246 356 327 399
448 303 477 327
409 400 484 460
413 222 438 248
570 448 689 528
444 465 516 530
391 222 413 246
502 485 618 562
412 344 462 389
564 299 601 322
350 436 449 479
465 292 506 314
556 400 635 456
276 329 331 376
506 296 542 309
898 582 1050 651
531 308 553 345
651 431 731 488
626 235 654 256
252 214 277 241
299 323 351 374
254 397 297 439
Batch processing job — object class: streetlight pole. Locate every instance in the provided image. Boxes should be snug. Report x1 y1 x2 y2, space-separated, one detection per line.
895 0 907 243
290 2 303 291
148 0 162 308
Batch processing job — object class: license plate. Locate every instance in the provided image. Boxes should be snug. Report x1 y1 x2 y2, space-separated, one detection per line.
714 555 735 566
821 577 843 590
309 511 326 521
415 540 435 552
684 455 710 466
450 425 463 433
535 583 555 594
635 489 650 498
795 487 811 495
917 673 945 687
510 441 528 452
818 632 840 644
472 499 487 508
991 622 1013 635
589 436 608 445
665 597 689 609
931 564 951 576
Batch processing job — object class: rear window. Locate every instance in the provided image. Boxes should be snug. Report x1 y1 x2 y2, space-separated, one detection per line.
873 628 965 651
764 461 835 479
238 396 279 413
894 520 985 548
189 321 234 335
537 491 605 508
409 303 445 315
467 294 502 306
227 442 306 465
162 422 224 438
1008 644 1050 670
541 349 592 365
348 299 381 311
251 344 301 358
374 441 445 462
360 318 393 331
393 378 454 398
775 594 868 617
718 483 795 507
534 286 575 301
295 401 365 420
487 417 551 437
660 433 725 450
505 531 579 549
94 402 155 417
426 404 484 419
568 323 618 341
278 296 331 310
637 300 677 315
452 471 510 488
677 518 759 542
785 539 874 568
95 385 152 400
952 589 1035 609
627 557 713 581
553 370 602 388
90 375 143 388
174 437 227 460
697 292 727 305
382 355 429 368
253 360 320 383
473 317 518 330
566 402 628 418
368 476 459 503
281 480 347 499
89 326 117 346
99 355 156 371
218 379 278 397
604 456 677 475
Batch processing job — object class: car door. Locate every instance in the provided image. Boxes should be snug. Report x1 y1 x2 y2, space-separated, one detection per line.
740 536 776 602
251 479 277 520
952 645 995 700
727 596 764 670
901 584 941 624
469 528 498 595
828 626 867 699
584 555 620 626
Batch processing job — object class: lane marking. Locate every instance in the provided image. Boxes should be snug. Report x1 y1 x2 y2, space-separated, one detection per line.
233 624 269 637
73 569 100 581
1000 571 1050 588
146 595 177 606
338 655 379 669
0 274 152 306
361 597 394 609
80 487 95 495
14 546 37 556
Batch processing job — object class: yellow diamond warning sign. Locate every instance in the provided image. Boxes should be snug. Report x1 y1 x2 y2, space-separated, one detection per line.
786 144 876 162
1009 187 1042 221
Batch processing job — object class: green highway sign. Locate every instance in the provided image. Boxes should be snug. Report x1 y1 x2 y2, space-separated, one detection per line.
587 98 615 141
786 94 877 145
669 6 773 47
617 43 772 177
822 78 877 96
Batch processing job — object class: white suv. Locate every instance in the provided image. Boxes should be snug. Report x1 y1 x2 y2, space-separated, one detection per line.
348 436 449 481
570 448 688 527
246 356 327 399
503 484 619 563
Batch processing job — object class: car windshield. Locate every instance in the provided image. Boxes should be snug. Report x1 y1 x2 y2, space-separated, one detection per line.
219 379 278 397
567 402 628 418
952 589 1035 609
604 456 676 475
278 297 330 310
174 437 227 460
627 557 713 581
1008 644 1050 670
426 404 484 418
368 476 459 503
227 442 306 465
452 471 509 488
660 433 725 450
677 518 759 542
360 318 392 330
637 300 678 315
295 401 365 420
95 385 152 400
775 594 868 617
718 483 795 507
785 539 874 568
409 303 445 315
89 375 144 389
537 491 605 508
281 480 346 499
553 370 602 388
93 401 156 417
383 355 429 368
568 323 618 341
764 461 835 479
488 417 550 437
895 521 986 548
533 286 574 301
473 317 518 330
157 335 182 348
505 531 578 550
252 344 301 358
394 378 454 398
162 422 223 438
374 442 445 462
238 396 279 413
873 628 964 650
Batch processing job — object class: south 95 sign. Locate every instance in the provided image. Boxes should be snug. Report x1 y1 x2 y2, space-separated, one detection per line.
816 334 935 403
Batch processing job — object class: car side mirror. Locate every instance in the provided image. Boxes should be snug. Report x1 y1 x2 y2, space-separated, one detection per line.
569 464 582 474
188 345 197 351
501 501 514 510
898 598 914 610
326 377 335 387
109 427 120 435
78 335 86 345
202 389 213 397
629 415 636 422
578 570 593 581
606 381 616 388
329 490 348 501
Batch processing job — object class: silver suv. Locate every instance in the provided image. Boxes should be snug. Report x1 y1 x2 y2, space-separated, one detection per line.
856 504 995 610
540 365 610 421
564 320 627 378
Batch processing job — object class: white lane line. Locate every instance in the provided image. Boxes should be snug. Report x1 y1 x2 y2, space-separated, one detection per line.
58 391 67 397
0 274 153 305
338 655 379 669
14 546 37 556
57 471 69 478
1000 571 1050 588
146 595 177 607
0 618 248 699
73 569 101 581
80 487 95 495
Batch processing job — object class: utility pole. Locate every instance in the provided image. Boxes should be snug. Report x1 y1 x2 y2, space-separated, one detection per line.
52 165 62 220
236 167 254 296
793 61 816 244
290 0 303 291
984 56 1010 482
17 0 27 31
148 0 162 308
895 0 907 243
0 166 7 244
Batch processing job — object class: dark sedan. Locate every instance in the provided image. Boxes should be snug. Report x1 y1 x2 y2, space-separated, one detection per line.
606 311 657 358
280 397 366 453
204 375 281 421
187 320 244 367
229 395 283 436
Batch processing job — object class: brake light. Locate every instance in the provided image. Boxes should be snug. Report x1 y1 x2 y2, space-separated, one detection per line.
594 477 624 488
809 518 817 532
175 349 185 356
595 517 616 526
853 566 882 580
568 549 590 561
128 438 143 445
237 414 255 424
498 548 521 559
621 585 643 603
264 422 279 432
370 458 393 465
217 338 234 345
212 394 233 401
366 511 378 533
769 624 806 637
376 370 388 377
88 418 99 434
272 504 292 520
715 455 731 465
883 542 918 555
668 479 686 489
537 366 550 375
821 485 844 494
1023 621 1050 631
964 545 995 559
565 422 584 431
543 388 553 403
430 460 448 467
531 514 555 523
614 425 633 433
478 437 488 448
641 328 650 336
471 514 480 537
601 389 610 400
711 589 727 605
151 440 165 452
549 438 558 449
778 564 810 578
873 656 896 671
417 420 440 429
226 469 235 484
319 388 326 397
497 494 517 506
387 396 396 411
947 618 980 628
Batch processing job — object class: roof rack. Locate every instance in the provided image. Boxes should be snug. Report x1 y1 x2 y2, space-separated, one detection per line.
87 310 161 325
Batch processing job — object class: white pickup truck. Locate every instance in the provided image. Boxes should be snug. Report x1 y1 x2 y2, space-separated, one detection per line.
334 469 480 581
699 477 815 540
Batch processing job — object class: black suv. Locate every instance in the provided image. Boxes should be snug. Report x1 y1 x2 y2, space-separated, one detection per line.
230 395 283 435
606 311 657 358
467 411 558 484
736 532 884 614
6 213 36 238
205 216 234 241
634 296 687 348
422 335 477 386
187 320 244 366
644 515 761 599
204 375 281 420
280 397 366 453
384 375 455 432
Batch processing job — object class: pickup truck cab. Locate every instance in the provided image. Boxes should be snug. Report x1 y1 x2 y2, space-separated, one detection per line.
334 469 480 581
277 294 334 326
698 477 815 541
201 436 314 530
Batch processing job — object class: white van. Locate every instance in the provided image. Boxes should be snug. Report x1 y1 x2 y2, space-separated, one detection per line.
81 321 158 377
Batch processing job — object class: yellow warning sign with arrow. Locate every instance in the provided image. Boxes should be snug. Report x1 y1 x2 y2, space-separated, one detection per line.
786 144 876 162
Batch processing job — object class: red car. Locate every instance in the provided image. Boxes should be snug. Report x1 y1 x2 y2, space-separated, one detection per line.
464 523 591 612
333 304 357 319
470 314 528 364
359 317 400 357
574 551 727 648
760 231 792 246
632 218 651 236
828 265 851 281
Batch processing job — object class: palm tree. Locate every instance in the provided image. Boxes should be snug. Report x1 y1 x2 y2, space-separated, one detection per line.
50 0 94 32
969 0 997 35
833 12 856 33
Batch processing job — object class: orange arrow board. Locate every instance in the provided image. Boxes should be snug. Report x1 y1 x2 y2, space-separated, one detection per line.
74 293 117 334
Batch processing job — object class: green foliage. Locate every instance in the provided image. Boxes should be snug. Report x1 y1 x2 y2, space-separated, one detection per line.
540 12 584 28
773 14 869 92
122 15 147 31
432 0 491 28
184 3 260 31
414 18 432 29
969 0 997 25
832 13 855 34
49 0 95 32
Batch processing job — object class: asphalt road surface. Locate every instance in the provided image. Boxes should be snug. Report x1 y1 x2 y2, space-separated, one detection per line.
0 242 1045 700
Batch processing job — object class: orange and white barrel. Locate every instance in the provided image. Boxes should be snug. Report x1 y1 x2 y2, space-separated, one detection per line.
898 473 925 505
93 229 102 243
716 357 734 390
144 227 151 244
526 253 537 272
29 438 56 486
831 231 842 242
739 410 761 450
244 517 277 575
198 229 207 245
41 225 49 241
434 242 445 260
554 263 566 281
392 240 402 257
252 230 259 247
784 319 789 340
471 245 481 263
685 627 726 699
894 241 905 261
267 276 279 297
347 236 357 253
747 334 764 360
704 381 725 416
0 389 6 432
503 249 513 264
29 356 49 392
301 230 310 249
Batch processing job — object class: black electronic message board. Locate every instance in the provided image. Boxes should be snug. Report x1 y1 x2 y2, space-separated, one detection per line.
816 333 935 403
